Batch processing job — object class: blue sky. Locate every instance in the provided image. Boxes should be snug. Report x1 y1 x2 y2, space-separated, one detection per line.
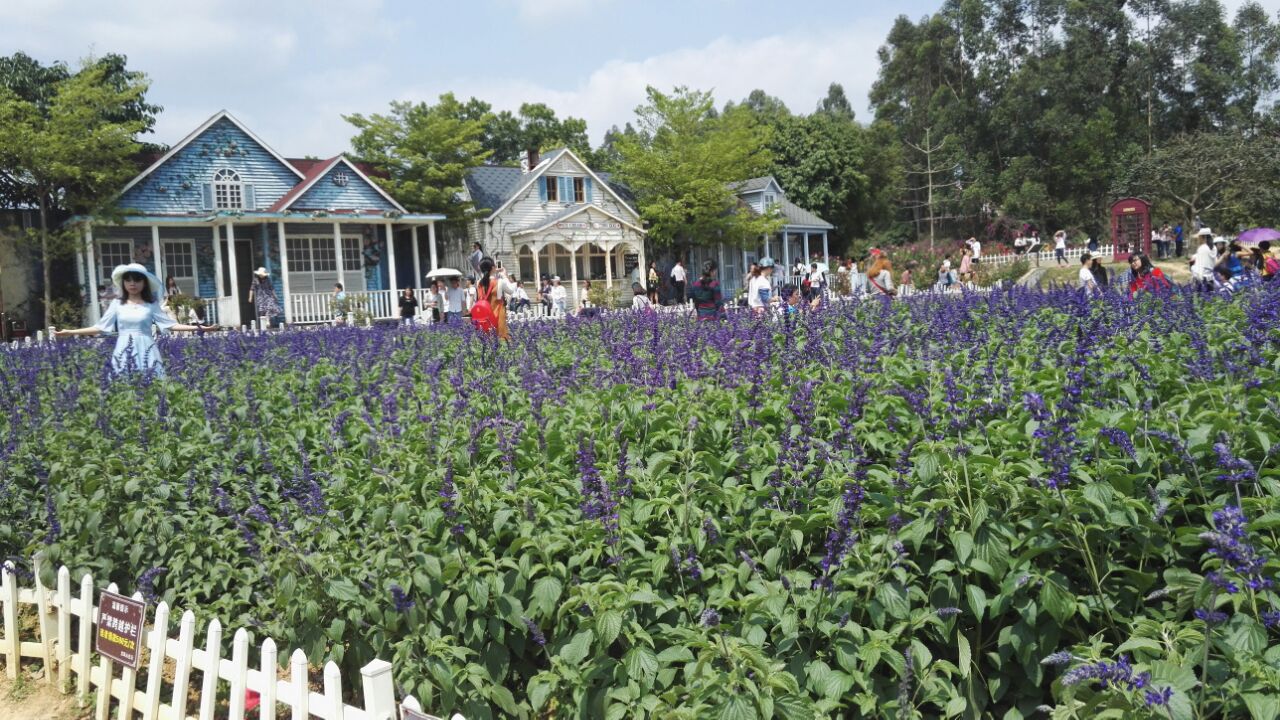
3 0 1277 158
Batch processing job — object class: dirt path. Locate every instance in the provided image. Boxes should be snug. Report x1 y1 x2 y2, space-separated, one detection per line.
0 672 85 720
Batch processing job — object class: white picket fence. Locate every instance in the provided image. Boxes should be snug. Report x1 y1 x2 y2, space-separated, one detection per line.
979 244 1116 268
0 555 462 720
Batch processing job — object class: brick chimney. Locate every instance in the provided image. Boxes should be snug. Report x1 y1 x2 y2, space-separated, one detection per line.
522 147 540 173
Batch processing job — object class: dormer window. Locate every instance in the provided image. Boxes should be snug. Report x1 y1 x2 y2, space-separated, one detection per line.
574 177 586 203
213 169 243 209
764 193 777 207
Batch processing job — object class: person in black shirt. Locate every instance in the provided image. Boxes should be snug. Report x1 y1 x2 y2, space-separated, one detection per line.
398 288 419 324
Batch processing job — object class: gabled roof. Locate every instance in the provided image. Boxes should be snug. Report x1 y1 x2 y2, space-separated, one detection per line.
510 203 646 237
468 148 640 222
754 198 833 230
730 176 783 195
118 110 305 196
268 155 407 213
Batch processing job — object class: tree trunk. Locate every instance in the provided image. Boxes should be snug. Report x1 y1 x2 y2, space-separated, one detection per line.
40 194 51 330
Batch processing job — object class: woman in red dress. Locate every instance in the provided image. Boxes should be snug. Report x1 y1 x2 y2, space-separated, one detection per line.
1128 253 1170 297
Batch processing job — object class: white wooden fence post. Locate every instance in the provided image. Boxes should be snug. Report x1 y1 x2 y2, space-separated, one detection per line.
33 554 56 681
197 618 222 720
1 561 17 679
260 637 278 720
169 610 196 720
57 566 71 691
290 648 309 720
228 627 249 720
323 661 343 720
360 659 396 720
141 600 170 719
95 582 118 720
114 590 145 719
76 573 93 704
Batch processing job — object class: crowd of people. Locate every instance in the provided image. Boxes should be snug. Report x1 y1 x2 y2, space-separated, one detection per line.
1187 229 1278 294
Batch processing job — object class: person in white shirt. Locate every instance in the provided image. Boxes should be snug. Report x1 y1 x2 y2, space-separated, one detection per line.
1078 254 1098 295
1014 234 1026 254
967 237 982 263
1053 231 1068 266
747 258 775 315
631 282 654 312
808 262 827 297
444 277 465 323
464 279 477 312
509 282 531 312
424 281 442 323
1189 228 1217 291
670 261 687 304
548 276 567 313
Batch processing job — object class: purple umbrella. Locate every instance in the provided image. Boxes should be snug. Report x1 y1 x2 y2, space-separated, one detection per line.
1237 228 1280 245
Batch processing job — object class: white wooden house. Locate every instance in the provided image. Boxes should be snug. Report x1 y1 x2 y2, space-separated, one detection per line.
459 149 646 307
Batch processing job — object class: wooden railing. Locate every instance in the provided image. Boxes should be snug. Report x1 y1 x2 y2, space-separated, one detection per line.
0 556 462 720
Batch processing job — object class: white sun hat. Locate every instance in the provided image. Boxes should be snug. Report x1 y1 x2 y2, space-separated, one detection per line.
110 263 163 300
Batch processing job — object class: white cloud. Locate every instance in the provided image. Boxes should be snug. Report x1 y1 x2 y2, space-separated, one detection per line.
511 0 607 22
444 25 885 143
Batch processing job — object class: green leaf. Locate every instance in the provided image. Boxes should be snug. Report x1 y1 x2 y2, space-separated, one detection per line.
966 585 988 621
1039 581 1076 623
954 532 974 564
957 635 972 679
624 645 659 683
559 629 593 665
531 576 562 615
719 694 757 720
597 609 623 647
326 578 360 603
488 685 518 716
656 645 693 663
1244 693 1280 720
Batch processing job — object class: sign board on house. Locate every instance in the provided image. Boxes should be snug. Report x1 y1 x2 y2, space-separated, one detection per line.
555 221 623 231
624 253 639 275
96 590 147 668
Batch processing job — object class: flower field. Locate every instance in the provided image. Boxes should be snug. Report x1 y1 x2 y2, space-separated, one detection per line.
3 285 1280 720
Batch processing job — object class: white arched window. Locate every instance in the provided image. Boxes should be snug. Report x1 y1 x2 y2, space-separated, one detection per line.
212 169 242 209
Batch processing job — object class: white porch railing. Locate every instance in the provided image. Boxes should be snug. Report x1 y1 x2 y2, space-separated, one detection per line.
289 290 397 325
201 296 236 327
0 555 462 720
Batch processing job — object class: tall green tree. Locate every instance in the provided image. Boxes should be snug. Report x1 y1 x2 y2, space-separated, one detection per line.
0 58 154 329
483 102 590 165
615 86 780 247
345 93 493 219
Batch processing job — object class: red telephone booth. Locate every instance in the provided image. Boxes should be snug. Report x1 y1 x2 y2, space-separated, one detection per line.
1110 198 1152 262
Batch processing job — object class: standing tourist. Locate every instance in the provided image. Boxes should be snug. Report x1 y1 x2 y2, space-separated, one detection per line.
1053 231 1068 266
632 282 655 312
332 283 347 325
1089 252 1109 290
52 263 213 376
549 277 567 314
1174 223 1185 257
670 260 687 304
248 268 281 330
473 258 512 340
1078 254 1098 295
398 288 418 324
647 262 660 305
445 278 465 323
748 258 775 316
1189 229 1217 291
689 260 725 321
867 249 896 296
1128 254 1170 297
509 282 531 313
468 242 484 281
958 247 973 287
966 237 982 265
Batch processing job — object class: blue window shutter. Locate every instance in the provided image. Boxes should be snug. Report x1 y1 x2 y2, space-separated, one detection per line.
561 177 570 204
243 184 256 210
585 177 594 203
538 177 547 203
201 183 214 210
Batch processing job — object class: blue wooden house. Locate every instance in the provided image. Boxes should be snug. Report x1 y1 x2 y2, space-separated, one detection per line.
74 110 445 327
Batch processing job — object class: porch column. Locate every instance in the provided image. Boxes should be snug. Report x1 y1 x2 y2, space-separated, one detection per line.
226 222 242 327
277 221 293 325
332 222 345 289
569 243 579 309
531 244 541 287
604 243 614 289
427 221 438 270
212 223 224 298
151 226 164 284
782 230 790 279
637 240 647 294
385 221 399 300
85 226 100 324
410 226 422 291
717 243 726 289
803 232 811 266
822 231 830 270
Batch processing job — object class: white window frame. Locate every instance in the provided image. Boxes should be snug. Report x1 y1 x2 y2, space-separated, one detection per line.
161 239 199 296
98 240 132 285
213 168 243 210
284 236 365 293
